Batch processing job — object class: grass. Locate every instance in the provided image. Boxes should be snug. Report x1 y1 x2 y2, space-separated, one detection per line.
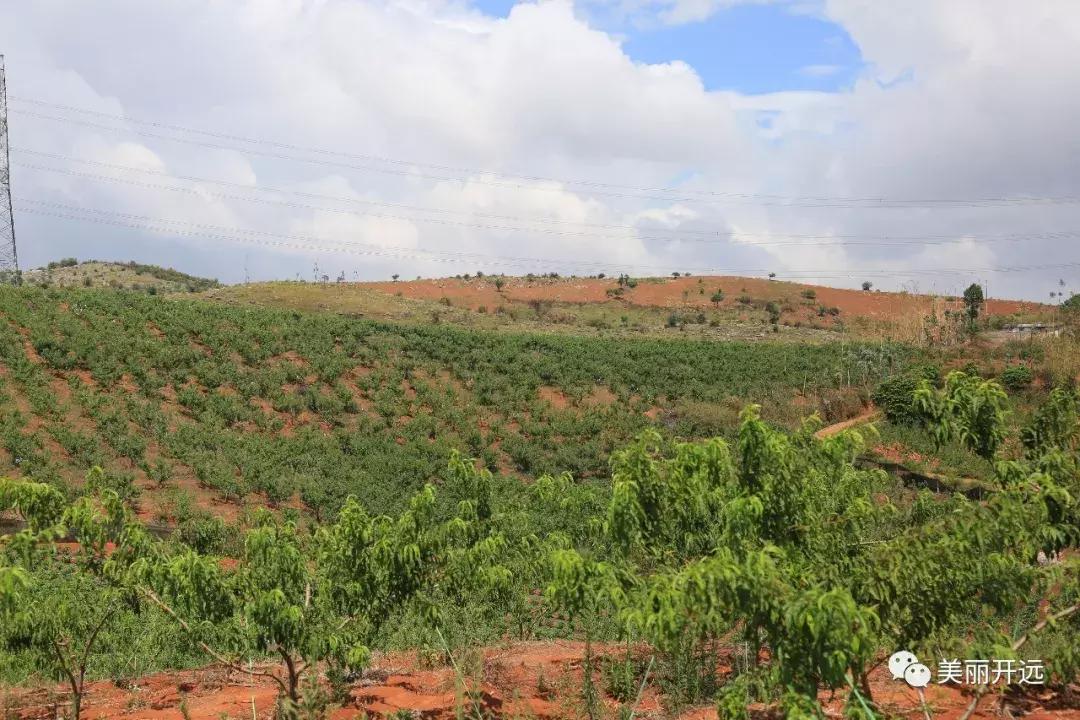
868 421 997 482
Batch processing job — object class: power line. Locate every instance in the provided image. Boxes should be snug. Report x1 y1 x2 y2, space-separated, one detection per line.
15 199 1080 280
11 147 722 239
13 157 1080 250
12 100 1080 209
14 199 685 273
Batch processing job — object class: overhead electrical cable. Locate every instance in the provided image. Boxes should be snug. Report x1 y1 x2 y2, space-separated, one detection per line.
16 198 1080 279
12 101 1080 209
13 158 1080 250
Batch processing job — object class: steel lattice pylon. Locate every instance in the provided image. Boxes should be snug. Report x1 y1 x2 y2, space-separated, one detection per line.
0 54 18 275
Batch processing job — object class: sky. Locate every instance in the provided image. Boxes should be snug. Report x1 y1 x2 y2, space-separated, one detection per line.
2 0 1079 300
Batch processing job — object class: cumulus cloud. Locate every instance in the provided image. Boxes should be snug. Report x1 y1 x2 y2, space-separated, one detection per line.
2 0 1079 298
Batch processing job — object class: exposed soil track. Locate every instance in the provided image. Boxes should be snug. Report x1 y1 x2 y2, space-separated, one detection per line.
4 642 1075 719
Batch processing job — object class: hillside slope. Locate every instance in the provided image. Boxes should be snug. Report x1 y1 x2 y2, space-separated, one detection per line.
0 285 908 524
209 274 1052 343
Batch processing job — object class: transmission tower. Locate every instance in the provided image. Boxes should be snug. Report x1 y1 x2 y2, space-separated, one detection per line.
0 55 18 274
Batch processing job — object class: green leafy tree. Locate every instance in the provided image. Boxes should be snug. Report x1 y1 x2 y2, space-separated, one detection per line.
135 462 510 708
963 282 985 328
0 479 152 720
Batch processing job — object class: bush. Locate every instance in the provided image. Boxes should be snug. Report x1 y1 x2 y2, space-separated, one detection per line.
602 655 642 702
911 364 943 386
872 374 920 425
176 515 232 554
1000 365 1033 391
85 467 140 504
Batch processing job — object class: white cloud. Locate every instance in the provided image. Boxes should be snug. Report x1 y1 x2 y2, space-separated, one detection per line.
2 0 1080 298
798 64 843 77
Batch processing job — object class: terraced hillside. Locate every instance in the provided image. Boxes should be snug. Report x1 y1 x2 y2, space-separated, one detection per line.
0 285 908 524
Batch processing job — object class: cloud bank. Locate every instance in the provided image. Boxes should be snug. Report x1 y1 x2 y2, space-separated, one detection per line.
2 0 1079 299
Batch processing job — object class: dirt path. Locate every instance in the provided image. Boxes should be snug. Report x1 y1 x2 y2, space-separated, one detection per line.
815 405 880 439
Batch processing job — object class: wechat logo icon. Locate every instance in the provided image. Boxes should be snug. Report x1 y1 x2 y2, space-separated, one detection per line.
889 650 931 688
889 650 919 680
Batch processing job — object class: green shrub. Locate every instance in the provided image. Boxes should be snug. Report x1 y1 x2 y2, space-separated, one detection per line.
176 515 232 554
85 466 140 504
1000 365 1034 391
602 654 645 702
961 361 982 377
872 374 920 424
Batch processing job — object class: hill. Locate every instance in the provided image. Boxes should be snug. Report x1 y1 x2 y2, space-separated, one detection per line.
21 259 221 293
208 274 1053 344
0 285 907 525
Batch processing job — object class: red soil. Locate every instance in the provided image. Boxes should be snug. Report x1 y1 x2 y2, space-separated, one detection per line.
361 276 1046 321
538 386 570 409
4 642 1075 720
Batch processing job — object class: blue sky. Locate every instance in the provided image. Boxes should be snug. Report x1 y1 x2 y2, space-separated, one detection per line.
470 0 864 94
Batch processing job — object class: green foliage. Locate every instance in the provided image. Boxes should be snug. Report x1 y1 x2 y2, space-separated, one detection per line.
0 479 159 719
601 651 647 703
1000 364 1034 390
1 379 1079 716
963 283 985 327
2 282 1078 716
914 371 1009 459
175 514 234 554
1021 387 1080 457
872 374 920 424
547 397 1079 712
0 285 907 520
